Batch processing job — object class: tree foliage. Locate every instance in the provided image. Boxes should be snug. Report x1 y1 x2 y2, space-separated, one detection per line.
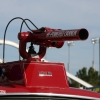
70 67 100 88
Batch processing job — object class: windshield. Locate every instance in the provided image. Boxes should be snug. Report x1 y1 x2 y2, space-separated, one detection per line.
0 95 97 100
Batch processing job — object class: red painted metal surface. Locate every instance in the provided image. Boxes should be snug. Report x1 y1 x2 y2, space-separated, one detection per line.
0 60 100 99
23 62 69 88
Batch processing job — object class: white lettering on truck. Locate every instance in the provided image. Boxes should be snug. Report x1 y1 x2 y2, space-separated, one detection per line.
46 30 77 38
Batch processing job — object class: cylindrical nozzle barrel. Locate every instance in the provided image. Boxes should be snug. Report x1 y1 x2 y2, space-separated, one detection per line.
45 28 89 41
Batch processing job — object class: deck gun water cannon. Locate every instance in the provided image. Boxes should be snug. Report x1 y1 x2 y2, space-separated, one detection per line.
1 18 100 99
18 27 89 61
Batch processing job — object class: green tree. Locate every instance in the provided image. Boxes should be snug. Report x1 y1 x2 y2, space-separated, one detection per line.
70 67 99 87
98 75 100 85
69 79 80 88
88 67 99 86
76 67 88 82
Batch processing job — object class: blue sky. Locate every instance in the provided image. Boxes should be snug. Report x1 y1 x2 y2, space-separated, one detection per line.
0 0 100 75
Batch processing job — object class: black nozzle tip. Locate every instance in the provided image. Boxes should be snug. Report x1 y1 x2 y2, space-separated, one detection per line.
79 29 89 40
